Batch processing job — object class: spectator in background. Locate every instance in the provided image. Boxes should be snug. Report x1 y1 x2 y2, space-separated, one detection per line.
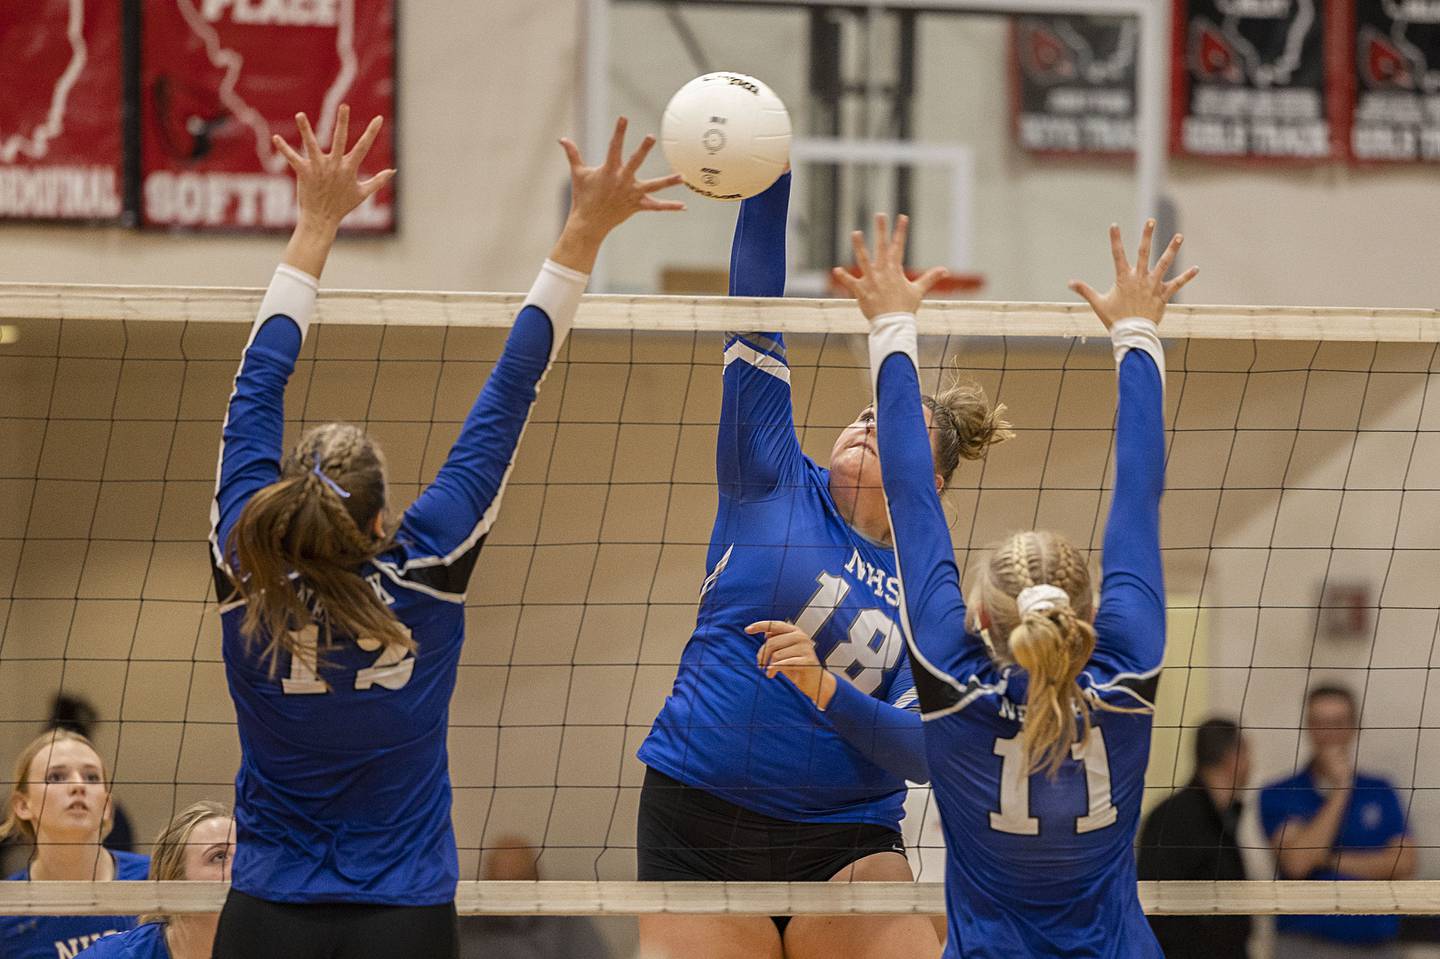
1137 718 1252 958
48 694 135 852
458 836 614 959
1261 685 1415 959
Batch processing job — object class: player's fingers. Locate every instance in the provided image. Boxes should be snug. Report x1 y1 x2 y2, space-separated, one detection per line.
873 213 891 264
891 214 910 262
640 172 685 193
296 113 321 159
346 115 384 168
1069 280 1103 313
914 266 949 297
1153 233 1184 281
639 197 687 212
273 135 304 170
606 116 628 169
832 267 862 299
358 169 396 201
1163 266 1200 300
623 134 656 178
1136 218 1155 273
330 104 350 156
850 231 871 276
1108 223 1129 276
558 138 584 171
745 620 788 636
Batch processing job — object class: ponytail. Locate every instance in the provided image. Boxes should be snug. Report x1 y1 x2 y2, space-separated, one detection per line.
226 423 412 678
1009 606 1097 778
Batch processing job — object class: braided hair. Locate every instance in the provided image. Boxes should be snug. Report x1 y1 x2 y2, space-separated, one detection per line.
966 530 1134 778
227 423 413 680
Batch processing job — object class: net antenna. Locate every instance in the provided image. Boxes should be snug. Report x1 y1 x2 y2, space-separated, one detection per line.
579 0 1171 293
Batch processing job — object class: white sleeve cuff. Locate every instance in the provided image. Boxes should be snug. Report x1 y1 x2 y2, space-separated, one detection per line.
868 313 919 397
256 264 319 339
1110 316 1165 384
523 259 589 358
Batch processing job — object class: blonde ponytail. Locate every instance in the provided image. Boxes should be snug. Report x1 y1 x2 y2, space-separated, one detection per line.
1009 606 1098 778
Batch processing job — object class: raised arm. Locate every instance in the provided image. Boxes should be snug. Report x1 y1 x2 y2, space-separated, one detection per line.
210 107 394 576
1071 222 1197 681
718 172 804 500
835 214 980 713
397 119 684 595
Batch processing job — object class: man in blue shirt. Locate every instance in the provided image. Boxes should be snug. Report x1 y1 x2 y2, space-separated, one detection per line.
1260 685 1416 958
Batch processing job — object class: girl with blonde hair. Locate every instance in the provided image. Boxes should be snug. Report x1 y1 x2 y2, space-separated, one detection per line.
827 215 1196 956
0 730 149 958
78 802 235 959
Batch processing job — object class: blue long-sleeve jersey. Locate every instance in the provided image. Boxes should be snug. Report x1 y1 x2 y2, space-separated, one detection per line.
869 315 1167 958
637 174 928 830
0 852 150 959
208 259 587 906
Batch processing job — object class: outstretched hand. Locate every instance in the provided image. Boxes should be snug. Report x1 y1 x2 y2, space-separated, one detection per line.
549 117 685 274
273 105 393 231
1069 220 1198 330
747 620 835 709
832 213 948 322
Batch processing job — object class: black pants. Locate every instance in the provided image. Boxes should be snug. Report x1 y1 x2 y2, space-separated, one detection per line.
213 888 458 959
637 767 906 933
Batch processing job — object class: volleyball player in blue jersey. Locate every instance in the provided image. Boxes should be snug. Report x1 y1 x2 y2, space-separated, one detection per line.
0 731 149 959
78 802 235 959
205 105 683 959
828 215 1196 957
636 171 1011 959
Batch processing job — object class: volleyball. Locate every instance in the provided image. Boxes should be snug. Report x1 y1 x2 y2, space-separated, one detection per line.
660 72 792 201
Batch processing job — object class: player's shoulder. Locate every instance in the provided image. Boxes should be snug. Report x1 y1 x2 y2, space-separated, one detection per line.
1259 770 1313 805
1354 772 1399 794
78 922 165 958
112 850 152 880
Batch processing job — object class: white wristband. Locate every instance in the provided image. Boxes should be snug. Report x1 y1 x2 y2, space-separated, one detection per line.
1110 316 1165 385
523 259 589 359
868 313 919 397
255 264 319 340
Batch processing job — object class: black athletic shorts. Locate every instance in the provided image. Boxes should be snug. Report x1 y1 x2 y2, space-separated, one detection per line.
213 888 458 959
636 766 907 934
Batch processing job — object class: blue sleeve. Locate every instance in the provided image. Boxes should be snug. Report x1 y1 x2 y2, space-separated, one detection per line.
1259 784 1290 839
871 325 981 714
396 303 558 589
1090 349 1167 681
718 172 804 501
209 266 314 574
822 668 929 783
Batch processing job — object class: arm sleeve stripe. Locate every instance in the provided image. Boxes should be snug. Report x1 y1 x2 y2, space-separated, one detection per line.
725 331 786 360
723 341 791 384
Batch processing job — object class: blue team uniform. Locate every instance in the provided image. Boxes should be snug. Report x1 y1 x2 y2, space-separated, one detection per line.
869 314 1167 957
638 173 928 830
209 259 587 905
0 851 149 959
1260 770 1408 943
74 922 167 959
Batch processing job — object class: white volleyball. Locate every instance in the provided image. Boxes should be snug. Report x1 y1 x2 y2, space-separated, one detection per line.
660 73 792 201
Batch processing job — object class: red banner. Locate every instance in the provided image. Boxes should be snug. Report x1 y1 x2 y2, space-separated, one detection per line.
1172 0 1347 161
1349 0 1440 163
0 0 125 221
140 0 396 231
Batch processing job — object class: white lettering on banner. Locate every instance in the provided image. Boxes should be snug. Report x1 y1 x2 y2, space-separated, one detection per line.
1384 0 1440 22
200 0 340 27
144 171 390 228
1217 0 1293 17
0 166 121 218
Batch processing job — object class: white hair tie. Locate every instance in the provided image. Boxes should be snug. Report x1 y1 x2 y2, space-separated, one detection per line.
1016 584 1070 618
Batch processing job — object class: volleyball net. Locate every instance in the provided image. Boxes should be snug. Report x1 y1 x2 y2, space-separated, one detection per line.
1 285 1439 918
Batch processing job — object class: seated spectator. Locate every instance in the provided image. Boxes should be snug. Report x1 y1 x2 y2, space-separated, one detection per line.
78 801 236 959
1137 718 1252 958
48 694 136 852
1260 684 1415 958
458 835 614 959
